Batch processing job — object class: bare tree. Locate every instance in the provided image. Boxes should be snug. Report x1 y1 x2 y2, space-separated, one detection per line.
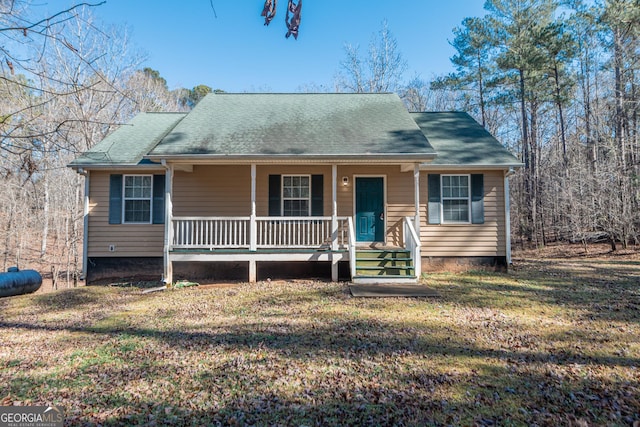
336 21 408 94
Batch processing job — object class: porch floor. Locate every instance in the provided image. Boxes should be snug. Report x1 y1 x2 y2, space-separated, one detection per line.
170 248 346 254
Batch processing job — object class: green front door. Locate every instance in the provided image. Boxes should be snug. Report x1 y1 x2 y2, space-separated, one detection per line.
355 177 384 242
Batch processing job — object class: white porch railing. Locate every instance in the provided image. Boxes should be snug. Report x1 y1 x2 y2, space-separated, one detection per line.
171 216 349 250
172 217 250 249
403 216 422 279
256 217 348 248
347 217 356 279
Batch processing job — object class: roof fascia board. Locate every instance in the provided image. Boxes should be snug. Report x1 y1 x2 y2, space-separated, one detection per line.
68 164 166 172
145 154 437 164
420 163 524 171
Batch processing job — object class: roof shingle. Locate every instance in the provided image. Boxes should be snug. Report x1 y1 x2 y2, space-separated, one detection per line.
411 112 520 166
147 93 435 158
68 112 186 167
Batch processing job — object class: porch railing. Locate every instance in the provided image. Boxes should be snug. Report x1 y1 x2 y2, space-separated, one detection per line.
256 217 348 248
172 217 250 249
171 216 349 250
403 216 422 279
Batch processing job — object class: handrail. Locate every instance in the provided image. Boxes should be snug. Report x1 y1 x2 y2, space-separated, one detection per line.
173 216 251 221
171 216 350 250
404 216 422 280
347 217 356 280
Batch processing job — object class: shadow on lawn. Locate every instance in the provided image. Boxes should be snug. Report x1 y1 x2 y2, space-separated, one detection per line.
1 315 638 370
11 357 638 426
429 259 640 324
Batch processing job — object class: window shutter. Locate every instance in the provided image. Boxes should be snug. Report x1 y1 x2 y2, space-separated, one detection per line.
268 174 281 216
427 174 441 224
109 174 123 224
152 174 165 224
311 175 323 216
471 174 484 224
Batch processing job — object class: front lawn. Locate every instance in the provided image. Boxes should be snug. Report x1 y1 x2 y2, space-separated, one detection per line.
1 253 638 426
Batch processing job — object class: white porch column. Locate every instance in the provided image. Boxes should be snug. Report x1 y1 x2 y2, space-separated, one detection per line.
331 164 339 281
249 260 257 283
163 164 174 285
504 172 512 265
81 170 90 280
413 163 421 237
250 164 257 251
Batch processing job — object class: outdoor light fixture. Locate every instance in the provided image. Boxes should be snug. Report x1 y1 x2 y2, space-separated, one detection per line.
342 176 349 186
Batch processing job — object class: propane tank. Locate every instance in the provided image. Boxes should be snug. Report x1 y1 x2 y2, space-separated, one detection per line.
0 267 42 298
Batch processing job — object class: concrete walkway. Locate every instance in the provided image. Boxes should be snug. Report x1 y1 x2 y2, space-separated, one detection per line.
349 283 439 298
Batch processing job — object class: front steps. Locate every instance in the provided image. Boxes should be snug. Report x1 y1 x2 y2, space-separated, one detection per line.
352 249 417 284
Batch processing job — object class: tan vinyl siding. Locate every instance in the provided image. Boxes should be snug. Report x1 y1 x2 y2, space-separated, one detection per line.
420 170 506 257
173 166 251 216
86 165 507 259
88 170 164 257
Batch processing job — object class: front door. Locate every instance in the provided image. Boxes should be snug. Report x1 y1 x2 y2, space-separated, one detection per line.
355 177 384 242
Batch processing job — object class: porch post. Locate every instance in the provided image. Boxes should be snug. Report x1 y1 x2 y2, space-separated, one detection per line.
81 170 90 280
504 172 512 266
250 164 257 251
163 164 174 285
413 163 421 237
331 165 339 281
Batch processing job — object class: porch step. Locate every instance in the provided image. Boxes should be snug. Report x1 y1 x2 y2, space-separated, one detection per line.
352 275 418 285
354 249 416 282
356 249 412 259
355 266 414 276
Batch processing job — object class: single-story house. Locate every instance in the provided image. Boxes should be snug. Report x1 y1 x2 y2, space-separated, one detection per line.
69 93 522 285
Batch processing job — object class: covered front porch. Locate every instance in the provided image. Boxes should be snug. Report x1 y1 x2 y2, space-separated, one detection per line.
161 163 422 284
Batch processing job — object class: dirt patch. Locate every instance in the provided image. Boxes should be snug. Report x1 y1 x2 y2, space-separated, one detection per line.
513 241 640 260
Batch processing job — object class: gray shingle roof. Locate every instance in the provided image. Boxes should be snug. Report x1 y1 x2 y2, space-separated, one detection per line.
411 112 521 166
68 112 186 167
147 93 436 158
69 95 521 169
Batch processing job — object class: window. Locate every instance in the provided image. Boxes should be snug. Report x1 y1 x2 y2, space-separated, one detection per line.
282 175 310 216
428 174 484 225
441 175 470 223
123 175 152 223
269 174 323 217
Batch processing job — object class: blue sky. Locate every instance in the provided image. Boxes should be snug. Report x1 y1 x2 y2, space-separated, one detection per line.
86 1 487 92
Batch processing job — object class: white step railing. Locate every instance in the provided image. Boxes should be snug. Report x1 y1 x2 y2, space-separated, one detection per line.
347 217 356 279
403 216 422 279
171 216 349 250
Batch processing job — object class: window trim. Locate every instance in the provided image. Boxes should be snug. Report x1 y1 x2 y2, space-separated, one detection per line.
122 174 153 224
281 174 311 217
441 174 471 224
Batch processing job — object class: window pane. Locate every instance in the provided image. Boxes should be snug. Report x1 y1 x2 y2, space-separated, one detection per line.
124 200 151 223
124 176 135 198
141 176 152 198
283 200 309 216
459 176 469 197
443 200 469 222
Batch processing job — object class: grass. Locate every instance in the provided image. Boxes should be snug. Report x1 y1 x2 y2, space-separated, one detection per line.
0 253 639 426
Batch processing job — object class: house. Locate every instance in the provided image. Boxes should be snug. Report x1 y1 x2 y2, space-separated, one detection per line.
69 93 522 285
